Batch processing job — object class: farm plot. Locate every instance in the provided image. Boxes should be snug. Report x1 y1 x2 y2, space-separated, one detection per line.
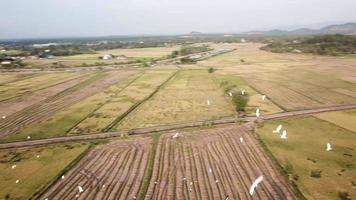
0 142 89 200
1 72 141 142
40 137 150 200
213 74 283 115
69 70 176 134
0 70 136 138
145 125 295 200
0 72 95 117
0 72 84 101
0 73 37 85
315 109 356 133
257 117 356 199
245 79 321 111
244 70 356 107
114 70 235 130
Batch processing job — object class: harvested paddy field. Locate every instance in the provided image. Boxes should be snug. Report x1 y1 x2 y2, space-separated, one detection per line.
315 109 356 132
0 70 137 139
0 72 85 101
3 70 173 141
114 70 235 130
40 138 150 200
145 124 295 200
0 72 95 117
200 43 356 111
257 117 356 199
0 142 89 199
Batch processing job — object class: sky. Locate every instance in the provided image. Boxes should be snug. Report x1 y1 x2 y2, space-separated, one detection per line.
1 0 356 39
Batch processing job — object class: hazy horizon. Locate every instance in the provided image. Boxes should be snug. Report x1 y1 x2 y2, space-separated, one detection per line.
1 0 356 39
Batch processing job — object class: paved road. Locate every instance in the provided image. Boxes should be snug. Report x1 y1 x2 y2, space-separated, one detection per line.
1 104 355 149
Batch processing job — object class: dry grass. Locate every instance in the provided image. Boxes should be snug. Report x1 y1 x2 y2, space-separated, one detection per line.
0 142 89 199
114 70 235 130
257 117 356 199
315 109 356 133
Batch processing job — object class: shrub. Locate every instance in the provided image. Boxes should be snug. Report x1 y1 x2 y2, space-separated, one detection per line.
208 67 215 73
232 94 249 112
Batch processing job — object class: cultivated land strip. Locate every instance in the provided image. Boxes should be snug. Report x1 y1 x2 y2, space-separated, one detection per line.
1 104 356 149
0 70 136 137
0 72 94 117
144 125 295 200
39 138 150 200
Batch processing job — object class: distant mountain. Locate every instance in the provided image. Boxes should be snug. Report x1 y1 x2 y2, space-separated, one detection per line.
244 23 356 36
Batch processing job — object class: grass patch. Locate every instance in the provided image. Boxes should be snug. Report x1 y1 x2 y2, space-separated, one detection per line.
137 132 160 200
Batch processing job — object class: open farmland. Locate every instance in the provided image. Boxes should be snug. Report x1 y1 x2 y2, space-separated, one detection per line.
200 43 356 111
0 70 137 138
315 109 356 132
145 124 295 200
0 142 89 199
256 117 356 199
114 70 236 130
0 72 86 101
40 138 150 200
70 70 176 134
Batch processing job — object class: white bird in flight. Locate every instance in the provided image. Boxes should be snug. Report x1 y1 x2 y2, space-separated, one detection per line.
209 168 212 173
256 108 260 118
326 143 332 151
1 116 6 119
15 180 19 184
172 132 179 139
229 92 233 97
281 130 287 139
273 125 282 134
207 100 211 105
262 95 266 101
61 175 65 179
249 175 263 195
12 165 16 169
27 136 31 140
78 186 84 193
241 90 245 95
240 137 244 143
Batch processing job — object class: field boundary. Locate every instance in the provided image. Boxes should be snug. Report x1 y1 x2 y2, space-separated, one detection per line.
29 143 93 200
1 104 356 149
103 70 180 132
253 128 307 200
65 72 144 134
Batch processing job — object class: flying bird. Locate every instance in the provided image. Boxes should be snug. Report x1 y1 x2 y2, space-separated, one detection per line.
209 168 212 173
262 95 266 101
326 143 332 151
1 116 6 119
12 165 16 169
27 136 31 140
241 90 245 95
207 100 211 105
15 180 19 184
78 186 84 193
249 175 263 195
229 92 233 97
172 132 179 139
281 130 287 139
273 124 282 133
240 137 244 143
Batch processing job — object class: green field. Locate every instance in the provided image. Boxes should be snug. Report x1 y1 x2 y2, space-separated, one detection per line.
0 142 89 199
257 117 356 199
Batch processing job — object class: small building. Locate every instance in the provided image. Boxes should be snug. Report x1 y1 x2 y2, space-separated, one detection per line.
241 38 247 43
